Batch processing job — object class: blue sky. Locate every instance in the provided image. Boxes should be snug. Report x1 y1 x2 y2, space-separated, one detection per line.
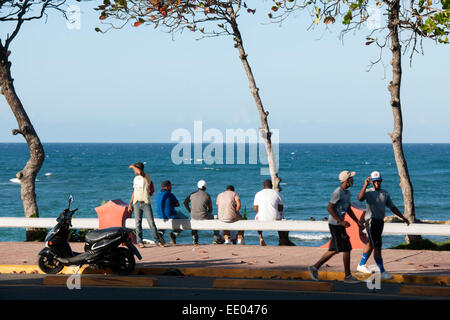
1 1 449 143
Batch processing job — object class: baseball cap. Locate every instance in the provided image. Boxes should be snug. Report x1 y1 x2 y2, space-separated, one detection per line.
132 162 144 170
161 180 174 188
338 170 356 182
370 171 382 181
197 180 207 189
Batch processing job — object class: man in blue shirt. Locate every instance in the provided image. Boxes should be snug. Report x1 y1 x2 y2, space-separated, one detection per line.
156 180 188 245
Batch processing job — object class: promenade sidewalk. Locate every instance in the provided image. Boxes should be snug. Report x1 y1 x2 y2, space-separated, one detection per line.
0 242 449 285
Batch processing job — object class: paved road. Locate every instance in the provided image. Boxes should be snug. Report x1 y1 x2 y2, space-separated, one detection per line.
2 274 448 318
0 274 444 300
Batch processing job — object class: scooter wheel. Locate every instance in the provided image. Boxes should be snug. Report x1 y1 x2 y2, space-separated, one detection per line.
110 247 135 275
38 254 64 274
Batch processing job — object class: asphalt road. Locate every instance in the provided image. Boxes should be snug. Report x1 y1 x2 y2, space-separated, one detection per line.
1 274 448 318
0 274 446 300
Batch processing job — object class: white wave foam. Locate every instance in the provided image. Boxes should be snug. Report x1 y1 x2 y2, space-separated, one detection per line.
44 173 53 176
10 178 20 184
290 233 330 241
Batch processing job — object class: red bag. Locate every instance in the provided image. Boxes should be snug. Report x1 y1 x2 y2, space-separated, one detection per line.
149 181 155 197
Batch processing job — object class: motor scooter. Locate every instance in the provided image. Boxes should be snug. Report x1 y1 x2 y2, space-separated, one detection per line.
38 195 142 275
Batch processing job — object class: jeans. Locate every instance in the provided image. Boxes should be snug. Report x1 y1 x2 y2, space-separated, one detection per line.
134 201 161 245
158 210 188 238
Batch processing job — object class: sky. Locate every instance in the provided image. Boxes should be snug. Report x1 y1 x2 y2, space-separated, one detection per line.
1 1 449 143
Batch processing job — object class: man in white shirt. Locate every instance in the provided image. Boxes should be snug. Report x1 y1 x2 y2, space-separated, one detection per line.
253 179 284 246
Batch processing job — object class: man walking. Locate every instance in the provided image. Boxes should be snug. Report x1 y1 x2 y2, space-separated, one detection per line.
156 180 188 245
216 185 244 245
128 162 164 248
356 171 410 279
184 180 221 245
253 179 284 246
308 170 364 283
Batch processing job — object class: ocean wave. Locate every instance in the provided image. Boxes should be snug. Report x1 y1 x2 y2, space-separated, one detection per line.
289 233 330 241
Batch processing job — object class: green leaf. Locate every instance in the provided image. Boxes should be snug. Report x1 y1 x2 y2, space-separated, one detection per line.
343 10 353 25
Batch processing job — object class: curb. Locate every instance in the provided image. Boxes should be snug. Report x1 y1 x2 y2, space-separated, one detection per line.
43 275 158 288
1 265 449 286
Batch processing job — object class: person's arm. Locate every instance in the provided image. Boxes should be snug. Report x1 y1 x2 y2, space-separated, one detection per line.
278 204 284 219
207 195 213 214
327 202 350 227
128 192 134 213
357 177 371 201
183 196 191 213
347 206 365 229
391 206 410 225
235 195 241 213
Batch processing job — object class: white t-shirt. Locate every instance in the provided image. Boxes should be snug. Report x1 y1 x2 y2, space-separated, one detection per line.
133 173 151 204
253 189 283 221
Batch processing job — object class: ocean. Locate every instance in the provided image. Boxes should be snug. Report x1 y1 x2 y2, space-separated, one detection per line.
1 143 449 248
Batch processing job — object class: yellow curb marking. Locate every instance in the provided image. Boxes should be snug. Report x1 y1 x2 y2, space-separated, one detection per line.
43 275 158 287
1 265 449 286
213 278 333 292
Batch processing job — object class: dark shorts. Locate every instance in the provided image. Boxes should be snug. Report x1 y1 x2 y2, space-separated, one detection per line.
365 218 384 248
328 224 352 253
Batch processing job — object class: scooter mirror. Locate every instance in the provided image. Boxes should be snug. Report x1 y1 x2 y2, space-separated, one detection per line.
68 195 74 208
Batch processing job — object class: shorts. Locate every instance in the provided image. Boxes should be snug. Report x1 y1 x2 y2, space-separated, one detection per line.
365 218 384 248
328 224 352 253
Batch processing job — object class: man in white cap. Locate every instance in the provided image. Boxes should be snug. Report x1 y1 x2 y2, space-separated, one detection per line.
308 170 364 283
356 171 410 279
184 180 221 245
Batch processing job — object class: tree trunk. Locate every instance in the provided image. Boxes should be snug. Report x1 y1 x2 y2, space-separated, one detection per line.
387 1 420 243
0 46 45 241
229 14 282 192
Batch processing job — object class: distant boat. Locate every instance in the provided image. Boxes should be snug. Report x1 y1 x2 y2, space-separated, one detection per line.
44 173 53 176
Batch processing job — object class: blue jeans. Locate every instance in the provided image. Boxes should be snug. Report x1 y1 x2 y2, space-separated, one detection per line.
158 210 188 238
134 201 161 245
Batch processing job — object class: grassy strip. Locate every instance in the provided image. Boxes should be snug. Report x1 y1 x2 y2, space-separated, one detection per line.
391 238 450 251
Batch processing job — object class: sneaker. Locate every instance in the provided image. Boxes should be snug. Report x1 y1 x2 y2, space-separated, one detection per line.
308 266 319 281
356 264 373 274
169 232 176 245
212 239 224 245
344 275 360 284
381 271 394 280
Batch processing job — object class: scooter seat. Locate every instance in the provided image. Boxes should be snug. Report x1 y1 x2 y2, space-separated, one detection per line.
85 227 126 244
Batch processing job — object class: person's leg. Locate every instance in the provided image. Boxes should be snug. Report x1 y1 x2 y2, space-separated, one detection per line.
359 243 373 266
258 231 266 246
343 251 351 277
170 211 188 242
223 230 231 244
134 202 144 245
142 203 163 245
237 230 244 244
192 230 199 244
373 246 385 272
313 250 337 270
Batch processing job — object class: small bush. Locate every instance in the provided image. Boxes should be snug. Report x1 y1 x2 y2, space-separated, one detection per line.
391 238 450 251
